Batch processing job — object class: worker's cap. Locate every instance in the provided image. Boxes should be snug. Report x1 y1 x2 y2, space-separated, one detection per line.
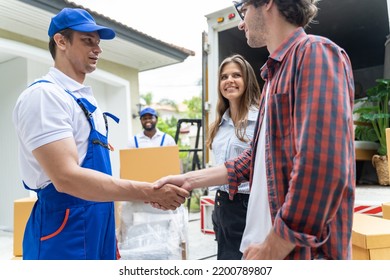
48 8 115 39
139 107 158 118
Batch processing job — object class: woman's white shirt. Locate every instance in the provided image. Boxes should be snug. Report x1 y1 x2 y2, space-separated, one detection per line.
210 106 258 194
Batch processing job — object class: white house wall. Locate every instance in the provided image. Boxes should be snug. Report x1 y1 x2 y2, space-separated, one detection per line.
0 57 30 231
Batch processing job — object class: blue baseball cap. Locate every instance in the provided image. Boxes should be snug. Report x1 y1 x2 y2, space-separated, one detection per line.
48 8 115 39
139 107 158 118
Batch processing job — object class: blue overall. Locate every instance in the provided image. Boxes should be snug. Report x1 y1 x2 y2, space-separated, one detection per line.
22 80 119 260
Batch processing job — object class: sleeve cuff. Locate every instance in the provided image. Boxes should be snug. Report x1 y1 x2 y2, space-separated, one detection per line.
224 160 239 200
273 212 331 248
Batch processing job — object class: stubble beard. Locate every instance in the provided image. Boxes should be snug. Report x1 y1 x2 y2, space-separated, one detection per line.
247 14 267 48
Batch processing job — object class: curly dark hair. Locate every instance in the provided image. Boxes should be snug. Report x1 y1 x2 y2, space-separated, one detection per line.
251 0 320 28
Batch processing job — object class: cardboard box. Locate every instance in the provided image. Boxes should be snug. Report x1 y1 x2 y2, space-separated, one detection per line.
13 197 37 257
118 146 181 230
383 202 390 220
352 213 390 259
200 196 215 235
118 146 186 259
119 146 180 182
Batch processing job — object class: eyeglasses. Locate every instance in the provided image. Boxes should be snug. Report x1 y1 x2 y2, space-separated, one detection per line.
233 0 251 20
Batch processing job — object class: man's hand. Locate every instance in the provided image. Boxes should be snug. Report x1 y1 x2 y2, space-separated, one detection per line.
149 175 190 210
153 174 192 191
243 230 295 260
150 183 189 210
150 166 228 210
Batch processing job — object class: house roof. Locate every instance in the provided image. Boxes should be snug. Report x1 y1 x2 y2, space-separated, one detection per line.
0 0 195 71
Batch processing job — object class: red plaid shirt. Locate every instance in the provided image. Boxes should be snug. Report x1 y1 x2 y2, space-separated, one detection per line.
225 27 355 259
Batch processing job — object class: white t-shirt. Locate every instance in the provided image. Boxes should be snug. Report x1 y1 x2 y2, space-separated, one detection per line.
128 128 176 148
240 84 272 253
12 67 106 189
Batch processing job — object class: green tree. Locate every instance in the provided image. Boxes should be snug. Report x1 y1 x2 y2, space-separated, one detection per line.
157 115 178 140
158 98 178 112
140 92 153 105
183 95 202 119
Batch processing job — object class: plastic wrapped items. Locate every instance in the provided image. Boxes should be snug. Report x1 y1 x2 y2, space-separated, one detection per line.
117 201 188 260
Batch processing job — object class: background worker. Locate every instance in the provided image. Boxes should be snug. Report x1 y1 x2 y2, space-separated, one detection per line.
12 8 188 260
207 54 263 259
129 107 176 148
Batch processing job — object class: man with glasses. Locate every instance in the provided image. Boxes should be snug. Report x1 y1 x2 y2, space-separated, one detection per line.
233 0 248 20
231 0 356 260
154 0 355 260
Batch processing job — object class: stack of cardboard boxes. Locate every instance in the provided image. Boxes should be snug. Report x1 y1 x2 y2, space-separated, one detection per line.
352 202 390 259
13 196 37 260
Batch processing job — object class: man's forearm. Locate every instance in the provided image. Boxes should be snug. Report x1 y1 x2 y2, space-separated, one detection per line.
243 228 295 260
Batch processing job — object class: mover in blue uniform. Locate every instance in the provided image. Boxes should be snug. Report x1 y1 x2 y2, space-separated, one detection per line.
129 107 176 148
12 8 188 260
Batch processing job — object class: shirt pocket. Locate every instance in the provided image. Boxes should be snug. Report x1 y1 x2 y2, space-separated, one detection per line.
228 137 251 159
269 92 291 138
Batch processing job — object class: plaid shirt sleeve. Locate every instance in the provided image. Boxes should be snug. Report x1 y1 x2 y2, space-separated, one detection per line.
272 37 355 252
224 146 252 200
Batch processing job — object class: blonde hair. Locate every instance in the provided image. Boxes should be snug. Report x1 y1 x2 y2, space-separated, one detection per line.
206 54 260 150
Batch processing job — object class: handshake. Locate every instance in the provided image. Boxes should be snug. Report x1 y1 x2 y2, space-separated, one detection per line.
148 174 192 211
146 165 227 211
